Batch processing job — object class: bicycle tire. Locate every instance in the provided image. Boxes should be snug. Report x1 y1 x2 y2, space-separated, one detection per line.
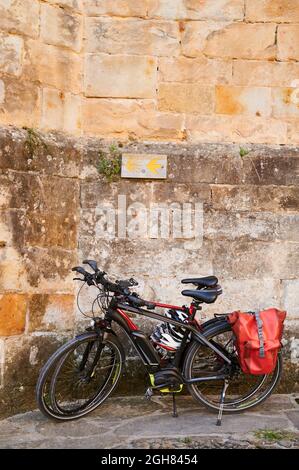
36 332 125 421
183 320 282 413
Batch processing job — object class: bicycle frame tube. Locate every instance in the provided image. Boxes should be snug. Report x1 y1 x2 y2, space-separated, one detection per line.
106 303 232 374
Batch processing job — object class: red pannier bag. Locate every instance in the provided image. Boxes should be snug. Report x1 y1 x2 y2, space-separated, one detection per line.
227 308 286 375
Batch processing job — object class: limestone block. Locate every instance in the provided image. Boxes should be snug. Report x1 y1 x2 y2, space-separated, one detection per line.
82 98 184 140
22 246 77 291
85 18 180 56
0 126 82 177
41 88 81 133
158 83 214 114
148 0 244 20
24 39 82 94
181 21 229 58
204 211 278 242
158 57 232 84
278 25 299 60
40 3 82 52
203 23 277 59
212 240 299 280
84 54 157 99
28 294 75 332
230 116 287 144
233 60 299 87
216 86 272 117
272 88 299 118
0 33 23 77
0 339 4 388
47 1 83 13
0 0 39 38
13 210 78 250
0 294 27 336
211 184 299 213
205 279 282 315
4 334 69 390
83 0 148 17
245 0 299 23
186 115 234 143
79 237 213 277
0 76 40 128
282 280 299 318
287 120 299 144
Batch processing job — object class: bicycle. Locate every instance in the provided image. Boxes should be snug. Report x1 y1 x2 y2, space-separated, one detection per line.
36 260 282 425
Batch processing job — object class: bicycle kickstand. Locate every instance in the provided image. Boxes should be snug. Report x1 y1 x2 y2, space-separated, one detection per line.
172 393 178 418
216 379 229 426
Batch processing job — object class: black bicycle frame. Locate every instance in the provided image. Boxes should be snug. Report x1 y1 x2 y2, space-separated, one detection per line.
105 299 231 384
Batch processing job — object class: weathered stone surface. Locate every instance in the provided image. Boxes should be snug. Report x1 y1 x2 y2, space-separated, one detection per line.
84 55 157 99
23 40 82 94
204 211 279 242
282 280 299 318
272 88 299 118
158 82 214 114
0 0 39 38
187 115 288 145
205 279 282 315
148 0 244 20
186 115 235 143
0 127 82 177
83 0 148 17
203 23 277 59
278 25 299 61
22 246 76 291
159 57 232 84
287 120 299 145
0 77 40 128
82 99 184 140
85 18 180 56
0 33 23 77
216 86 272 117
1 334 70 416
47 0 83 13
181 21 229 58
40 3 82 52
211 185 299 213
28 294 75 332
212 241 299 279
0 294 27 336
233 60 299 87
41 88 81 133
230 116 287 145
245 0 299 23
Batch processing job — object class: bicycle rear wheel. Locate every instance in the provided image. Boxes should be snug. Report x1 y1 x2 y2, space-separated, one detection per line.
183 320 282 413
36 332 125 421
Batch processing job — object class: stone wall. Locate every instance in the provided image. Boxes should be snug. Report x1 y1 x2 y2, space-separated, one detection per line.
0 1 299 143
0 1 299 417
0 126 298 417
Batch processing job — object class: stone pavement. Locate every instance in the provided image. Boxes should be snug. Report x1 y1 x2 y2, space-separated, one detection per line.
0 395 298 449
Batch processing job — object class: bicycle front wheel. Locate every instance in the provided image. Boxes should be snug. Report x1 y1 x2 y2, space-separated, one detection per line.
183 320 282 413
36 332 125 421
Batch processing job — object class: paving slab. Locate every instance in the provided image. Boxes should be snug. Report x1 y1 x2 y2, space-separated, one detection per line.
0 395 298 449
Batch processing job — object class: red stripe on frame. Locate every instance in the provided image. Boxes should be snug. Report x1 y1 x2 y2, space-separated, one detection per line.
116 308 139 331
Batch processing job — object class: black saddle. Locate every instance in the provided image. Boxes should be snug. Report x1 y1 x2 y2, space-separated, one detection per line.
181 276 218 288
181 287 222 304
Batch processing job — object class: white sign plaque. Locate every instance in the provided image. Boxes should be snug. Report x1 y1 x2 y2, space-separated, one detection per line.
121 153 167 179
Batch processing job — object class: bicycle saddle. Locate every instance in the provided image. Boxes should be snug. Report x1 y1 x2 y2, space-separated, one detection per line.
181 276 218 288
181 288 221 304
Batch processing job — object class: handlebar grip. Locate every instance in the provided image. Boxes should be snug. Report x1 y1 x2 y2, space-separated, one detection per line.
126 295 155 310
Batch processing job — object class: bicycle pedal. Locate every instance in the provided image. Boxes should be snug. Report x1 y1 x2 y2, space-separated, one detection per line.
145 387 154 400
